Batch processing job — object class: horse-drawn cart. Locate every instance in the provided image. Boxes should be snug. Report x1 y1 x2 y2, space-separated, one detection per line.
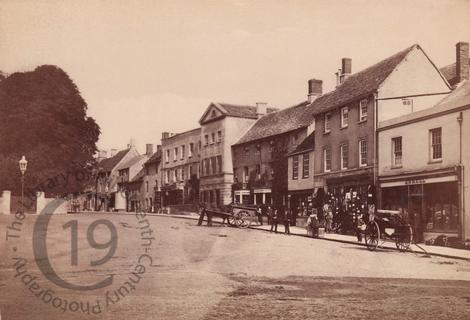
200 204 257 228
364 209 413 251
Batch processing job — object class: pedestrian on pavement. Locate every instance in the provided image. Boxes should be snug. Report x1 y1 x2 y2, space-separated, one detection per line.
256 205 263 226
270 207 278 233
267 205 273 225
306 212 320 238
325 204 333 233
284 209 291 235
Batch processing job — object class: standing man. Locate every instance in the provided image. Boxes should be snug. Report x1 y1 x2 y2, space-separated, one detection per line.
270 206 278 233
197 203 206 226
284 208 291 235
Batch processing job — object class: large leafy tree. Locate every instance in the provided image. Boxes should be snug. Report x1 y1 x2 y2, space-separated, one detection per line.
0 65 100 197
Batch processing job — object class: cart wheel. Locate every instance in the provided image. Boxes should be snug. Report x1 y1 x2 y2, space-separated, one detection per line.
227 215 237 226
365 221 380 251
238 210 251 228
395 224 413 252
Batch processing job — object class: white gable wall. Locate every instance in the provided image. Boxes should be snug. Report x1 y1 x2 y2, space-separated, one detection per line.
377 47 450 122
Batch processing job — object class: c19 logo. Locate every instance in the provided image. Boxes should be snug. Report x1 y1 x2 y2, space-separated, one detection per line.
33 199 117 291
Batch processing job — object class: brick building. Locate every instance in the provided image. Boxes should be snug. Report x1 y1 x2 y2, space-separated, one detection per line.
231 97 316 206
311 44 451 209
161 128 201 207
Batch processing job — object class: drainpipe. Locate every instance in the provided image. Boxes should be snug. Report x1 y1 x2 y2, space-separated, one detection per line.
373 92 380 209
457 112 465 240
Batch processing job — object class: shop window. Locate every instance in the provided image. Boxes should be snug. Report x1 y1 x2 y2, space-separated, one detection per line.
323 148 331 172
292 155 299 180
430 127 442 161
235 194 241 204
424 182 458 231
340 107 349 128
392 137 402 166
359 99 368 121
302 153 309 178
340 144 348 170
359 139 367 167
324 113 332 133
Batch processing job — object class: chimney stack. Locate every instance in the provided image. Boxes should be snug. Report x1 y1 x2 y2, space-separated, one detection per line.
146 144 154 156
256 102 268 118
308 79 323 102
156 145 162 153
162 132 170 140
97 150 108 161
456 42 469 83
340 58 352 84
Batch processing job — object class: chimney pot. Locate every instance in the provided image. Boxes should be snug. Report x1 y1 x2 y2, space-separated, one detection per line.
162 132 170 140
308 79 323 102
146 144 153 156
342 58 352 75
456 42 469 83
256 102 268 118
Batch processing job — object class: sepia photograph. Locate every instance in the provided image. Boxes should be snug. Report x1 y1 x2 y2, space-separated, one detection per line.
1 0 470 319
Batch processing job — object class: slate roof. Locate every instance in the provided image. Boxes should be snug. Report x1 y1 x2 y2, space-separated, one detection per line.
116 154 148 171
234 101 312 145
379 80 470 129
289 131 315 155
145 148 162 165
311 44 418 116
440 58 470 86
98 149 130 172
129 168 146 183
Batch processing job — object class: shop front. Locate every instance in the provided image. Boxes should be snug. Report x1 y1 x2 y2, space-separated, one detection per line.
379 167 461 242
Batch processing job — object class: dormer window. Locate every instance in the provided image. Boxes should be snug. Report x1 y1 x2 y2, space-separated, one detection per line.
324 113 332 133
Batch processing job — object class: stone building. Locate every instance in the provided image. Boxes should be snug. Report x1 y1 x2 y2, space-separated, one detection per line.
94 145 139 211
198 103 264 207
378 80 470 242
311 44 451 207
161 128 201 207
287 131 315 217
231 97 316 206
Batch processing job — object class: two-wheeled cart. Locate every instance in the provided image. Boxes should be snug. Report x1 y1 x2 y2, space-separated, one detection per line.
364 209 413 252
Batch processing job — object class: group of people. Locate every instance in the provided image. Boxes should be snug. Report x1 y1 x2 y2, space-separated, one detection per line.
255 205 291 234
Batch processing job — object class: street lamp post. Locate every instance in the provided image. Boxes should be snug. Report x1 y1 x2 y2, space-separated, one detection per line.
19 155 28 213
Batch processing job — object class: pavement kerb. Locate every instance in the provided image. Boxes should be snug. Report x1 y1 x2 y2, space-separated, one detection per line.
145 213 469 262
66 211 470 262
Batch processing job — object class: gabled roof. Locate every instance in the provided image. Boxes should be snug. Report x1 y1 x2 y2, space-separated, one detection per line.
234 101 312 145
311 44 418 116
98 149 130 172
440 58 470 86
289 131 315 156
116 154 148 171
199 102 278 124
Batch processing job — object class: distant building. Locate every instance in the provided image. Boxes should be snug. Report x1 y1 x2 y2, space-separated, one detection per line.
116 153 150 211
94 145 139 211
378 80 470 242
198 103 265 207
161 128 201 207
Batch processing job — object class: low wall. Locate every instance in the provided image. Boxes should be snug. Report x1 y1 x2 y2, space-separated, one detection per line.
36 192 68 214
0 190 11 214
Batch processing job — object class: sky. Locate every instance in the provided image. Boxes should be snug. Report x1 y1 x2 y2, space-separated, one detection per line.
1 0 470 153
